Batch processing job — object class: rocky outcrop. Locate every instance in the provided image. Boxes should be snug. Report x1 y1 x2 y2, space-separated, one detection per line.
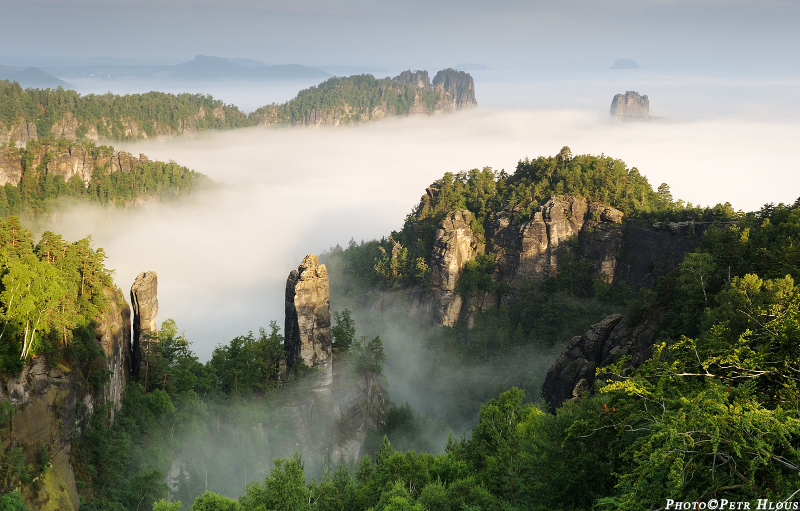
430 210 479 326
0 142 150 187
0 287 132 511
0 119 38 147
394 70 430 89
131 271 158 379
285 255 332 387
490 197 624 286
610 91 649 120
541 312 658 411
432 69 478 110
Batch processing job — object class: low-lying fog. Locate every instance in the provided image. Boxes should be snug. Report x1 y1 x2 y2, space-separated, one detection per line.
39 70 800 363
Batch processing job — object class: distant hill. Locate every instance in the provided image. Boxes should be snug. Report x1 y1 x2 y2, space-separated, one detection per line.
53 54 330 83
0 66 66 88
610 58 640 69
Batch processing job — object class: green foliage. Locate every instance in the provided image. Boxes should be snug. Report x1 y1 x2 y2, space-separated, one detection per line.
191 491 240 511
239 454 310 511
331 309 356 352
153 499 182 511
0 81 250 142
0 491 27 511
0 217 113 371
249 74 449 126
0 139 210 218
207 321 285 396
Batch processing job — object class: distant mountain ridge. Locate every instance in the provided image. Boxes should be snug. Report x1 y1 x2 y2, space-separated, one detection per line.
43 54 331 83
0 68 477 143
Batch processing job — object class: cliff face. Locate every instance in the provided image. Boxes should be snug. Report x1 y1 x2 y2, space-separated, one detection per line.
432 69 478 111
421 195 725 327
285 255 333 387
131 271 158 378
0 287 132 511
610 91 649 120
0 142 149 187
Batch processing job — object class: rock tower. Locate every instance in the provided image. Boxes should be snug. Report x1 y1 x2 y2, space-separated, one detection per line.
131 271 158 378
610 91 649 120
285 255 332 387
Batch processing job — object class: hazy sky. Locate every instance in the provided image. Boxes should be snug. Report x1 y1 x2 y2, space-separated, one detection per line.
3 0 799 70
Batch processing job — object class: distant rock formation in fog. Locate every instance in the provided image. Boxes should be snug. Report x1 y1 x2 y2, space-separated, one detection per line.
131 271 158 378
610 91 649 120
610 58 640 69
285 254 332 387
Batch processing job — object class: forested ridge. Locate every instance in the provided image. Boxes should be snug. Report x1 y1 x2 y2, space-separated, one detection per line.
1 69 473 143
2 144 800 511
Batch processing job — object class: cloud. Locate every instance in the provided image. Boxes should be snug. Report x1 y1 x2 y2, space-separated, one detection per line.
34 102 799 363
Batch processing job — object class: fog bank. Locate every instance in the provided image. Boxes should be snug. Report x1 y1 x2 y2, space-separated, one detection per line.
38 108 799 360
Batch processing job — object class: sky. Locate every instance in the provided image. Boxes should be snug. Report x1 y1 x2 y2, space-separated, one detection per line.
6 0 800 361
2 0 799 71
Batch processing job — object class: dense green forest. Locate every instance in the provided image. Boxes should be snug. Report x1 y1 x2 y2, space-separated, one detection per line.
0 81 250 141
0 138 210 218
2 145 800 511
1 71 466 143
249 74 447 125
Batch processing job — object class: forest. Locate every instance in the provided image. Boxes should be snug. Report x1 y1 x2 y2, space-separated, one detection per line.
0 70 466 143
0 143 798 511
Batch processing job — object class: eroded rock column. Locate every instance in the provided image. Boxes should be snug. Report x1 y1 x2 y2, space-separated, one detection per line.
430 210 478 326
285 255 332 388
131 271 158 379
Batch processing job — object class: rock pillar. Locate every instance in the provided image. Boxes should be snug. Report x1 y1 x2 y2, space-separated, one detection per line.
285 255 332 387
130 271 158 379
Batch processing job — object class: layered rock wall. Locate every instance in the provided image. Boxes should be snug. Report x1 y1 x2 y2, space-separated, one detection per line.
285 255 332 387
0 143 148 187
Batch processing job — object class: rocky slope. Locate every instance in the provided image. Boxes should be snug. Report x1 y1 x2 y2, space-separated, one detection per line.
0 287 131 511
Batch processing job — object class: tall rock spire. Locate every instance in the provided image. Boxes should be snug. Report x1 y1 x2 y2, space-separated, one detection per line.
130 271 158 379
285 255 332 387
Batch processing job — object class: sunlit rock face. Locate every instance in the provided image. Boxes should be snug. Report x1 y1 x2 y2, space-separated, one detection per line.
0 143 148 187
610 91 649 120
131 271 158 378
430 210 478 326
285 254 332 387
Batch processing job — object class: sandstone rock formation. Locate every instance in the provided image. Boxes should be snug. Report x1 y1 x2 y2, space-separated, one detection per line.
610 91 649 120
394 70 430 89
541 312 658 411
0 142 149 187
432 69 478 110
430 210 479 326
285 255 333 387
131 271 159 379
0 287 132 511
